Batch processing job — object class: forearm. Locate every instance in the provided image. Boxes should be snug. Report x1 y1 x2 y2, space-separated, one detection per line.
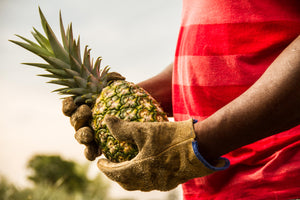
138 63 173 116
195 35 300 162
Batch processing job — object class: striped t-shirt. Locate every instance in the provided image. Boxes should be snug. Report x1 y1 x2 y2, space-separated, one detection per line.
173 0 300 199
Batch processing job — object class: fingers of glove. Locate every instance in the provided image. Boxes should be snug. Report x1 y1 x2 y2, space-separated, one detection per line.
104 115 172 150
103 115 136 143
70 104 92 130
97 158 137 188
97 158 128 177
84 142 101 161
97 158 171 191
62 97 77 116
74 127 94 144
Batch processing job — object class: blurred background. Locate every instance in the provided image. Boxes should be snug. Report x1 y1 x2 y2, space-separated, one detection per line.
0 0 182 199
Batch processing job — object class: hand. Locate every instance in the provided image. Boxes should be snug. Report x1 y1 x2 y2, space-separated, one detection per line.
62 97 101 161
97 116 229 191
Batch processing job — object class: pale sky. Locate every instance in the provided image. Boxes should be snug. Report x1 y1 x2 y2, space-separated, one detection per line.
0 0 182 199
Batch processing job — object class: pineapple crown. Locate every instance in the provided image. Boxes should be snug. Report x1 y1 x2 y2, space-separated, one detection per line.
10 7 125 106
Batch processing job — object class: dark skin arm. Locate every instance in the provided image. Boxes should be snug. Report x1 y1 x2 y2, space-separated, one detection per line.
138 35 300 164
195 35 300 163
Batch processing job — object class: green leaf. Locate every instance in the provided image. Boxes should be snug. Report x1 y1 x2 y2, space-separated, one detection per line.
69 54 82 73
52 87 69 93
83 46 92 70
73 96 85 104
39 8 70 62
93 57 102 76
69 37 82 65
74 76 87 88
64 68 80 77
47 68 71 78
38 74 57 78
87 81 98 93
85 99 93 105
80 63 90 79
9 39 53 57
42 56 71 70
23 62 53 69
38 7 49 37
47 79 76 87
67 88 89 95
67 23 74 52
59 11 69 51
32 27 52 52
14 34 40 48
44 23 70 62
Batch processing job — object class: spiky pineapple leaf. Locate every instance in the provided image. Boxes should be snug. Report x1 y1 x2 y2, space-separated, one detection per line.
10 7 126 105
38 74 57 78
10 38 52 57
59 11 69 51
46 68 71 78
41 57 71 70
83 47 92 71
37 7 68 61
67 88 90 95
32 28 51 51
44 22 70 62
74 76 88 88
23 62 53 69
47 79 76 88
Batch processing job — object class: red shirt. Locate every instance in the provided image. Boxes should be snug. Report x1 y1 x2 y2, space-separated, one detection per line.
173 0 300 199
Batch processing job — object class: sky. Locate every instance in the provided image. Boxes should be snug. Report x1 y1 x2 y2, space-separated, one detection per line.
0 0 182 199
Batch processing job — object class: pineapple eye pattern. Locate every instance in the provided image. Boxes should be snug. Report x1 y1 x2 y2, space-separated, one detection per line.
91 80 169 162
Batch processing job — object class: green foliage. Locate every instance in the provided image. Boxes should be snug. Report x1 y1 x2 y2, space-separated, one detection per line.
0 178 109 200
27 154 88 192
0 154 110 200
23 184 78 200
82 174 110 200
0 176 31 200
1 154 180 200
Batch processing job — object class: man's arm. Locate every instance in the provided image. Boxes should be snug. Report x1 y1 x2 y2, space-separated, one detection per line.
195 35 300 163
138 63 173 116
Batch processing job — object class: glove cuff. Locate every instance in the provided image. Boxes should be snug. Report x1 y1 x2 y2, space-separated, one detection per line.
192 140 230 171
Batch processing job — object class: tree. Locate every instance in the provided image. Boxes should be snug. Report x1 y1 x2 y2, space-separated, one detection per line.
0 154 110 200
27 154 88 193
0 176 31 200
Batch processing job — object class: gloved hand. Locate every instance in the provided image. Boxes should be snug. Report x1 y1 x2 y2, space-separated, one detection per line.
62 97 101 161
98 116 230 191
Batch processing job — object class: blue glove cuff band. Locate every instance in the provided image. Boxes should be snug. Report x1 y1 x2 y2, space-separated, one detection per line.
192 140 230 171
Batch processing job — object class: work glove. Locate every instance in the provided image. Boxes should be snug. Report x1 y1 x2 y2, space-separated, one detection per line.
62 97 101 161
98 116 230 191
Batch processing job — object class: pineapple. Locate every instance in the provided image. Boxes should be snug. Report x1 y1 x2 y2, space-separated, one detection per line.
10 8 168 162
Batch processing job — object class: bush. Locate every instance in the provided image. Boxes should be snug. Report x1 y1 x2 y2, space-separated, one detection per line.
0 154 110 200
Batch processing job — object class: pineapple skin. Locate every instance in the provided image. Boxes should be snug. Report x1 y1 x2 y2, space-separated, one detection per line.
91 80 168 162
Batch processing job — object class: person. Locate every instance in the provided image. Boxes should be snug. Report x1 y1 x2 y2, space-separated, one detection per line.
63 0 300 199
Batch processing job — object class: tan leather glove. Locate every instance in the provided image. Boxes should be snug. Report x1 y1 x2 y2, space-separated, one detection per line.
62 97 101 160
97 116 230 191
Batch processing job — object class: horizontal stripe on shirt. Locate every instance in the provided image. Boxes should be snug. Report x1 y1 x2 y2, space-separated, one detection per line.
181 0 300 25
173 52 281 86
172 84 249 118
175 21 300 56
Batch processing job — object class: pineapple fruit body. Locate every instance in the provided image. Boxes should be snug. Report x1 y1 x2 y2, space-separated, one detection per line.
92 80 168 162
11 8 168 163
